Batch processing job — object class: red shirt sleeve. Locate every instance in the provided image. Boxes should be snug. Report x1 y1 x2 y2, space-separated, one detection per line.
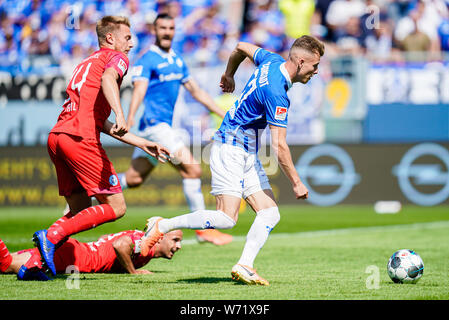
105 52 129 79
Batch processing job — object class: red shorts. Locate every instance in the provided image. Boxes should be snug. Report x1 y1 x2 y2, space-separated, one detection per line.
47 132 122 197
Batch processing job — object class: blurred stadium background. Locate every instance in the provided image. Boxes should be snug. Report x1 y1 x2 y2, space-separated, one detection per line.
0 0 448 209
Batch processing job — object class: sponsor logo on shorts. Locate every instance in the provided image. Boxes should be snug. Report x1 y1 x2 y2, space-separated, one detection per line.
274 106 287 121
109 174 119 187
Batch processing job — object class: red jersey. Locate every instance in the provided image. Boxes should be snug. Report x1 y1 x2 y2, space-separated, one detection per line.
50 230 154 273
51 48 129 142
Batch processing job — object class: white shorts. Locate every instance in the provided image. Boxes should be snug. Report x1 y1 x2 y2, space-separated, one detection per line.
210 141 271 199
132 122 186 166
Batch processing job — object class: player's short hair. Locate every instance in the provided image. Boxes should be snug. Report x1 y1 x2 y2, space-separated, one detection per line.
154 13 174 26
96 16 130 45
290 35 325 57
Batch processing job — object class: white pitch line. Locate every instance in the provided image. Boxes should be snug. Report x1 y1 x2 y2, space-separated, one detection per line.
181 220 449 245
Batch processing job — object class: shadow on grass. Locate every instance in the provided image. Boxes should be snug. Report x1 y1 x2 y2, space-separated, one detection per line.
177 277 231 284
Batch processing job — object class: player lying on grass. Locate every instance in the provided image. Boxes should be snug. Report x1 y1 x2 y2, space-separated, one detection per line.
0 230 182 281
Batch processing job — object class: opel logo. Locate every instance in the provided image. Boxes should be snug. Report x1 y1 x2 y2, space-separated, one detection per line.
296 144 360 206
393 143 449 206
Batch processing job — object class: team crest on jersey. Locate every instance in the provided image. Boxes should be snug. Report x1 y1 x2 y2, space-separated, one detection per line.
176 58 183 67
275 106 287 121
118 58 127 74
109 174 119 186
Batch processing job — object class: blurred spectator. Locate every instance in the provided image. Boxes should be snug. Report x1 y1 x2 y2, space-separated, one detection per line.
333 16 365 55
187 2 229 65
364 14 402 62
394 0 446 56
241 0 287 53
438 12 449 51
278 0 315 38
399 9 432 55
20 14 50 56
325 0 366 31
0 12 22 67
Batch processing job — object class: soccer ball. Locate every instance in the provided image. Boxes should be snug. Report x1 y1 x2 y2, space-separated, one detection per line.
387 249 424 284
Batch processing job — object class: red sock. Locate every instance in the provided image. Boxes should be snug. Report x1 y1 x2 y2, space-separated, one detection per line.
47 204 116 245
0 239 13 273
24 249 43 270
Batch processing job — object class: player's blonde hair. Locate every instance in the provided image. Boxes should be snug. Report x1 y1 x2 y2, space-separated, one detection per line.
96 16 130 45
290 35 325 57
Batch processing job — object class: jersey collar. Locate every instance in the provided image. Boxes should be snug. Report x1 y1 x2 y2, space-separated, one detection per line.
150 44 176 59
280 62 292 90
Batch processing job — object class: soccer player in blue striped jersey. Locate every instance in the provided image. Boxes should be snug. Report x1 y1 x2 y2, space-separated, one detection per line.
118 13 231 246
141 36 325 285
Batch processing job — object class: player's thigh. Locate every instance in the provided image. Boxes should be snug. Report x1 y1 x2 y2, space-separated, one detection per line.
245 189 277 213
126 156 155 184
210 142 245 196
56 135 122 197
47 133 85 197
95 192 126 218
170 146 202 179
215 194 242 222
65 190 92 214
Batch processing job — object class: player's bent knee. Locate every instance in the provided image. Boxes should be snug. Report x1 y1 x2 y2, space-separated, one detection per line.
112 203 127 219
216 210 237 229
258 207 280 228
127 175 145 188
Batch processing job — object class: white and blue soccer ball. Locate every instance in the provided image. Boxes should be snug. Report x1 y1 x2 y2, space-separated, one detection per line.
387 249 424 284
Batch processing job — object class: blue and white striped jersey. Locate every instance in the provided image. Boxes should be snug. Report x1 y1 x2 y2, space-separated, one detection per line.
213 48 292 153
131 45 190 129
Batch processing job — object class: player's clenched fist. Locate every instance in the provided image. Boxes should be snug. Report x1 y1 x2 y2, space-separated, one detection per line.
293 182 309 200
220 74 235 93
113 115 128 137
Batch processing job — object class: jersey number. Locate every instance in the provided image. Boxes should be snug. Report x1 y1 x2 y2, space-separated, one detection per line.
229 69 259 119
70 62 92 94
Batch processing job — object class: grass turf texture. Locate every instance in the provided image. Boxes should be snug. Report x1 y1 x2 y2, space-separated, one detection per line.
0 205 448 300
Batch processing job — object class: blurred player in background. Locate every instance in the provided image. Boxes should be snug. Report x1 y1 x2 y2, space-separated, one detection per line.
0 230 183 280
118 13 232 246
141 35 324 286
32 16 170 277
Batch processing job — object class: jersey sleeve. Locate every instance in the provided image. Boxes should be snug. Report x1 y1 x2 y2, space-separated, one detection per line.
265 95 290 128
131 54 152 82
105 52 129 80
253 48 275 67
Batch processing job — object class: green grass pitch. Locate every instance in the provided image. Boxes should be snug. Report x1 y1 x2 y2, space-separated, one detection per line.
0 204 448 300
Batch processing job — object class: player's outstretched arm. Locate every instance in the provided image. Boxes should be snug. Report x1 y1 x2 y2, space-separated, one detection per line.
183 79 226 118
269 125 308 200
101 67 128 136
127 80 148 128
103 120 170 163
112 236 152 274
220 42 260 93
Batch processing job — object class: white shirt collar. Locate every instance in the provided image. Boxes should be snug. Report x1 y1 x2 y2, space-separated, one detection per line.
150 44 175 58
280 62 292 90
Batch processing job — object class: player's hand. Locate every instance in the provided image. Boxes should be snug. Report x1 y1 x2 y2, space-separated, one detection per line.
142 142 171 163
220 74 235 93
134 269 153 275
113 115 128 137
293 182 309 200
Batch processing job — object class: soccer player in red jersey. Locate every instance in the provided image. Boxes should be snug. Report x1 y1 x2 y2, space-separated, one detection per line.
0 230 183 280
32 16 170 276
